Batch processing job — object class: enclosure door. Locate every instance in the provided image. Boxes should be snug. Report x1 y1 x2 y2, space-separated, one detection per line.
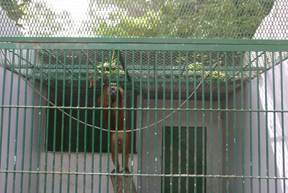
162 126 206 193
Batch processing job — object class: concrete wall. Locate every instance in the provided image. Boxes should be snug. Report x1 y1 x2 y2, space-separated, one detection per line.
0 66 46 193
226 61 288 193
137 98 224 193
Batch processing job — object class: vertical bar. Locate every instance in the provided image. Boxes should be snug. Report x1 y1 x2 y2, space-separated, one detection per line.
154 51 159 176
264 52 270 193
224 51 230 193
12 49 23 193
185 51 190 193
52 50 59 193
4 49 16 193
240 51 245 193
279 52 286 193
256 51 261 193
130 50 136 192
59 50 67 193
44 50 52 193
90 50 97 193
20 49 30 193
66 50 74 193
28 49 37 193
113 49 120 192
98 49 104 193
248 51 254 193
145 51 151 191
0 49 8 176
83 50 89 193
36 48 44 192
216 52 222 192
177 52 182 193
169 51 174 193
232 52 237 191
137 50 143 192
75 49 82 193
272 52 278 193
208 52 213 193
201 51 206 193
193 51 198 193
106 50 112 193
123 50 128 192
161 51 167 193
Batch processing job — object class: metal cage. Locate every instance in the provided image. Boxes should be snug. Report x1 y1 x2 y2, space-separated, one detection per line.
0 1 288 193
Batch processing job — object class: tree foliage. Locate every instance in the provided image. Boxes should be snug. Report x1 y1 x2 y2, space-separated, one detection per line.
20 1 73 36
1 0 275 38
94 0 275 38
0 0 30 25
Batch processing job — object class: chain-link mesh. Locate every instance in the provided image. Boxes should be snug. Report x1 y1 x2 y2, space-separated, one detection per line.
0 0 287 39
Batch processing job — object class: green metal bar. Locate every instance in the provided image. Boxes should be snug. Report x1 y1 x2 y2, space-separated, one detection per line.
66 50 74 193
98 49 104 193
232 52 237 190
1 40 288 51
185 51 190 193
240 51 245 193
216 52 222 192
130 50 136 192
177 58 182 193
36 48 44 192
1 37 288 47
1 169 288 179
90 49 97 193
137 50 143 192
105 49 112 193
201 52 206 193
52 49 59 193
161 51 167 193
279 52 286 193
208 52 213 193
248 51 254 193
123 49 129 191
272 52 278 193
224 51 230 193
44 50 52 193
0 50 8 171
75 49 82 193
145 51 151 190
264 52 270 193
0 105 287 113
256 51 261 193
113 49 120 192
83 50 89 193
169 50 174 193
27 50 37 193
59 50 67 193
154 51 159 176
193 51 198 193
4 49 16 193
12 49 22 193
20 49 30 193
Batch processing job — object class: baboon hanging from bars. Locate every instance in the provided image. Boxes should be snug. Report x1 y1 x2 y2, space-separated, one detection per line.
95 81 131 173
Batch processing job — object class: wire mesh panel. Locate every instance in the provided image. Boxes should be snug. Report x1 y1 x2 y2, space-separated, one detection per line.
0 41 287 193
0 0 287 39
